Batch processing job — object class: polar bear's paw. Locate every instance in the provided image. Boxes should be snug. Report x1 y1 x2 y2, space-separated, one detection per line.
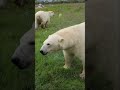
80 72 85 79
63 65 70 69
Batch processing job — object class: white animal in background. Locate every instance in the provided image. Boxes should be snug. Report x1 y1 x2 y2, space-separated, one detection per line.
35 11 54 29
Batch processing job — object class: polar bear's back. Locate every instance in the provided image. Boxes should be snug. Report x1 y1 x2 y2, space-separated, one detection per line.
56 22 85 34
55 22 85 42
35 11 49 22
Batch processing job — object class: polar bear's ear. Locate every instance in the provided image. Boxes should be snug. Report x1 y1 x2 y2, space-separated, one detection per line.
59 37 64 42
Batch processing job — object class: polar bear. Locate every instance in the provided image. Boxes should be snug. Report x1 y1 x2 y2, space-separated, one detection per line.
40 22 85 79
35 11 54 29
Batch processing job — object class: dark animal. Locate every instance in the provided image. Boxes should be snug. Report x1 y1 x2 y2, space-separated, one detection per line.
11 23 35 69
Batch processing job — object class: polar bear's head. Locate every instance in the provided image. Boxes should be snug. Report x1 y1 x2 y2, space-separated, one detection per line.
48 11 54 17
40 34 64 55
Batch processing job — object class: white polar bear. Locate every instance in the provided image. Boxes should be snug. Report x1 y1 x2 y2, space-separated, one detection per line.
40 22 85 79
35 11 54 29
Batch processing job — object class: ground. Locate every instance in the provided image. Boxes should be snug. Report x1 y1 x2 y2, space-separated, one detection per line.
35 3 85 90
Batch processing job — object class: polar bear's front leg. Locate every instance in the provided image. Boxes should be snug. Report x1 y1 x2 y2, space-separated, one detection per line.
80 57 85 79
80 69 85 79
45 21 48 28
41 22 46 29
45 19 50 28
63 51 73 69
35 21 38 29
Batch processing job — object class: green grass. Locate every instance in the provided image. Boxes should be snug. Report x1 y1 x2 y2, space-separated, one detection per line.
35 3 85 90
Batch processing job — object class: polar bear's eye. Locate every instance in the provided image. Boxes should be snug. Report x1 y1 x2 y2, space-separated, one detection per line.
47 43 50 45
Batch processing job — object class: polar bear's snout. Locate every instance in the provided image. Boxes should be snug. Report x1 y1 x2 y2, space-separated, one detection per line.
40 50 48 55
40 43 49 55
40 46 48 55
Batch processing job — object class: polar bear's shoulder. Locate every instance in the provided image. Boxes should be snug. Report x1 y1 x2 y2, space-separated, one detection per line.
35 11 44 14
70 22 85 31
35 11 47 16
55 22 85 35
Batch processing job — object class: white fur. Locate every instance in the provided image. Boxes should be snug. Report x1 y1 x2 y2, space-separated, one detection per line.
35 11 54 29
40 22 85 79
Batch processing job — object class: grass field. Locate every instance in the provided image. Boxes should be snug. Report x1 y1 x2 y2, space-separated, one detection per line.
35 3 85 90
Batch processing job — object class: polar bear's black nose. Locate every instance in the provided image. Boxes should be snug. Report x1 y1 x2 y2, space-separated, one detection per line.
40 50 47 55
40 50 43 54
12 57 20 65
